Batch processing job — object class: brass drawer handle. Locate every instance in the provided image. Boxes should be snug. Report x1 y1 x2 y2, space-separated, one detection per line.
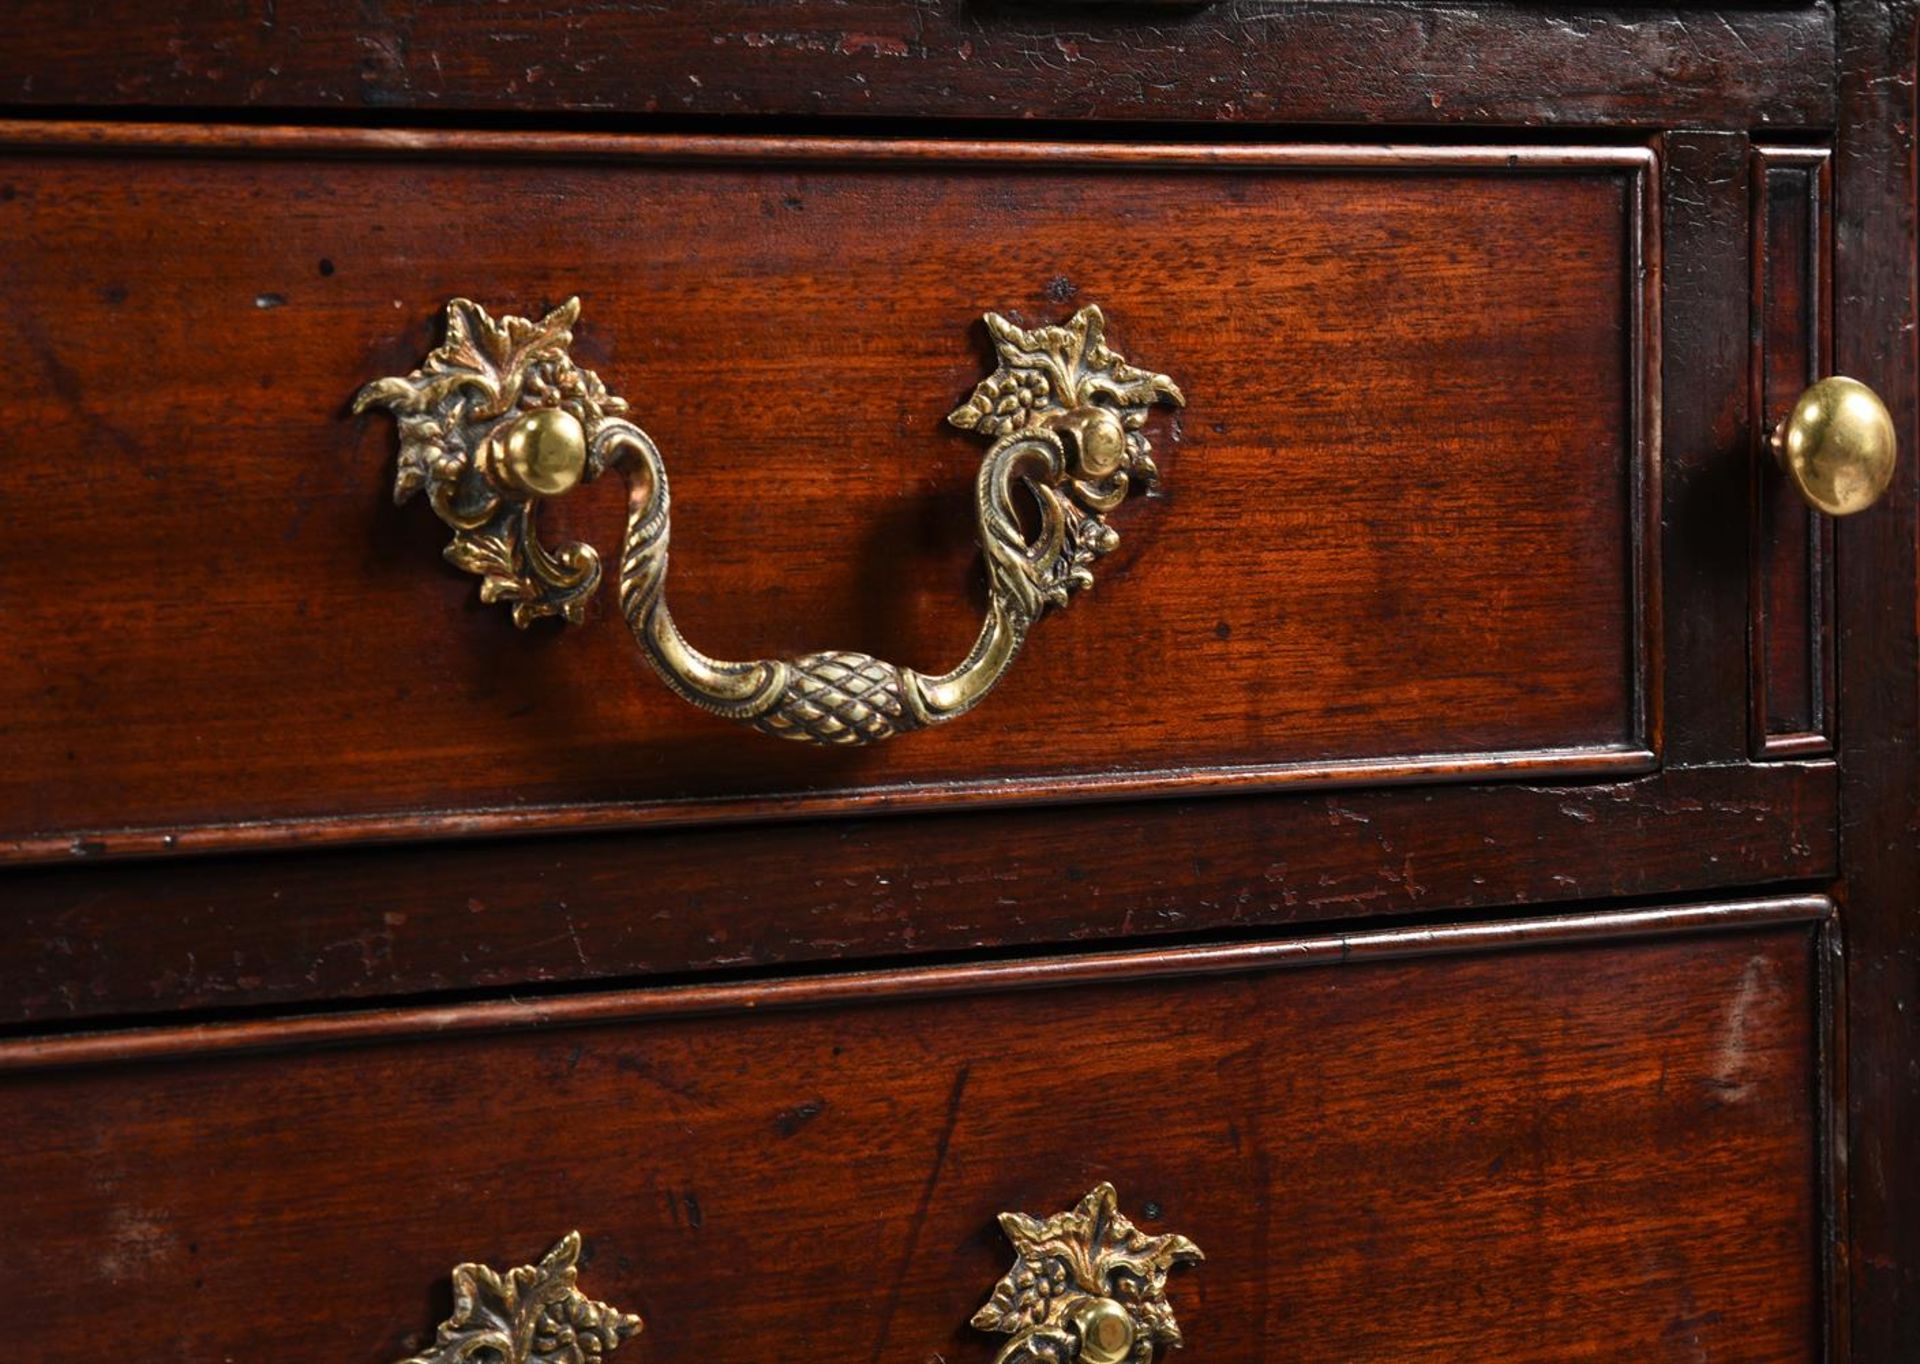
394 1232 642 1364
1771 376 1898 516
975 1184 1203 1364
357 299 1182 745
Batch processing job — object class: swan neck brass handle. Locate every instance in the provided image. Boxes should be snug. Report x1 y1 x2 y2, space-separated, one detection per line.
1771 375 1898 516
357 299 1183 746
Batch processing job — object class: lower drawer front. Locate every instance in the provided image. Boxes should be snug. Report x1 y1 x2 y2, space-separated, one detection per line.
3 901 1825 1362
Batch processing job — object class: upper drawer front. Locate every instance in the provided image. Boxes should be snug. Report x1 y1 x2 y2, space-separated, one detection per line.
0 129 1657 859
0 896 1830 1363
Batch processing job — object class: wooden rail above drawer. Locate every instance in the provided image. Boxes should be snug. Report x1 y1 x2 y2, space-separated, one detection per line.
0 762 1836 1028
0 2 1835 130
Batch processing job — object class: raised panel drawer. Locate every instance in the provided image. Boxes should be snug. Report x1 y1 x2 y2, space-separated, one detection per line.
0 126 1659 860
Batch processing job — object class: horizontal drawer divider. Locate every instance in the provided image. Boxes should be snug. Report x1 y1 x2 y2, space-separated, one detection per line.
0 120 1663 171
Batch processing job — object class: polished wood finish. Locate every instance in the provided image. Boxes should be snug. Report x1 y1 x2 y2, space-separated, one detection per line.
0 892 1832 1063
0 763 1835 1026
1834 2 1920 1350
1660 130 1752 769
0 900 1829 1363
0 2 1833 131
0 131 1657 860
4 4 1917 1356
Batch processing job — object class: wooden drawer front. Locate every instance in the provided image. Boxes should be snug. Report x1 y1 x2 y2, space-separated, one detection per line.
0 127 1656 859
2 897 1829 1362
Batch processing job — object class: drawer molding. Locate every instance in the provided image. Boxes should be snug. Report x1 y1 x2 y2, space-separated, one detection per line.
396 1231 642 1364
976 1184 1201 1364
0 894 1830 1074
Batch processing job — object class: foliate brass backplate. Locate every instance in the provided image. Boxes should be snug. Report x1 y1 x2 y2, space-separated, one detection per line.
354 298 627 627
394 1231 642 1364
973 1184 1203 1364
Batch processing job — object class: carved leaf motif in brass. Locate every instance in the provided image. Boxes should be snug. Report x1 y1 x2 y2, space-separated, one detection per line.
354 299 628 626
393 1231 642 1364
973 1184 1203 1364
358 299 1184 743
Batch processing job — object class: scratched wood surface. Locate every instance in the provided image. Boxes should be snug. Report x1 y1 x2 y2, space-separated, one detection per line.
0 0 1834 130
0 763 1835 1026
0 0 1913 1355
0 135 1655 856
0 918 1823 1363
1832 2 1920 1352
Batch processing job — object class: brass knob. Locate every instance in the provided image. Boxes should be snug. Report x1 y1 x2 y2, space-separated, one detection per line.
1072 1298 1138 1364
489 406 588 499
1771 376 1898 516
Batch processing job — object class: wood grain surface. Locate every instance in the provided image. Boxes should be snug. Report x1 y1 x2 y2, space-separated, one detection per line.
0 902 1827 1362
1832 0 1920 1351
0 131 1656 858
0 1 1912 1354
0 762 1835 1027
0 0 1834 131
1659 130 1752 771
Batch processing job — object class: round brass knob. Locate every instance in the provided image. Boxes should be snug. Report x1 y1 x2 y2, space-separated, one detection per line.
1771 376 1897 516
495 407 588 498
1071 1298 1136 1364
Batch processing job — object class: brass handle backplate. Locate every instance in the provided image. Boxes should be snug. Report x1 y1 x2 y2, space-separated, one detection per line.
394 1231 642 1364
973 1184 1203 1364
356 298 1183 746
1771 375 1898 516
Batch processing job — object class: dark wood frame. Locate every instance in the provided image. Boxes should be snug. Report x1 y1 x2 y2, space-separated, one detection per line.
1835 2 1920 1353
1750 143 1839 760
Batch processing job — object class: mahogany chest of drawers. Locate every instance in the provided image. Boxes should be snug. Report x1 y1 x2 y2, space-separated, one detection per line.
2 3 1916 1360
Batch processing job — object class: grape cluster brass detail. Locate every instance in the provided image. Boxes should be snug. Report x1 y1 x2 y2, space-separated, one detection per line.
392 1232 641 1364
972 1184 1203 1364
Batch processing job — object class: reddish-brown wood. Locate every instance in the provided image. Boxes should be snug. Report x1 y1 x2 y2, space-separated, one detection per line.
0 2 1834 131
0 893 1832 1067
1750 145 1835 758
0 6 1914 1356
1833 0 1920 1352
0 130 1659 860
0 763 1837 1027
1660 131 1752 768
0 903 1828 1362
